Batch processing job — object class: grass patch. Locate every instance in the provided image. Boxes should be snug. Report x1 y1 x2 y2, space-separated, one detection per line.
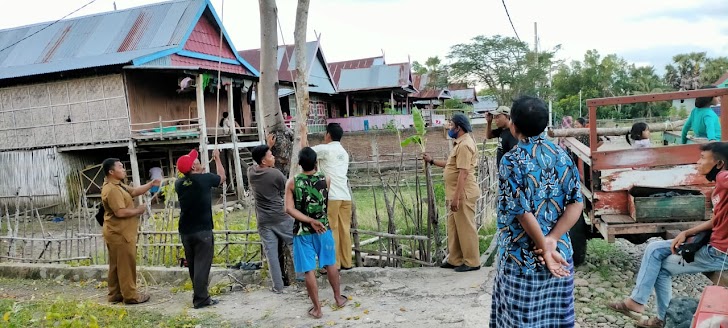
351 182 446 232
585 239 631 279
0 298 225 328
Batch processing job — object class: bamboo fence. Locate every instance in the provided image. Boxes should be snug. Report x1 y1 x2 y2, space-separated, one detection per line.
0 143 498 270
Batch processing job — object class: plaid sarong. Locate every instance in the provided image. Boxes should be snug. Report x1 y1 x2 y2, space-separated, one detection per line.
489 258 575 328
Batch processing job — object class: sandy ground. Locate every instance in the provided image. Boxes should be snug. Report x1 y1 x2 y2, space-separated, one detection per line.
1 266 492 328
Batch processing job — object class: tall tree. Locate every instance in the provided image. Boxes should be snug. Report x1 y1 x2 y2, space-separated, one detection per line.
703 56 728 86
259 0 294 175
289 0 311 179
447 35 555 105
413 56 449 89
664 52 707 90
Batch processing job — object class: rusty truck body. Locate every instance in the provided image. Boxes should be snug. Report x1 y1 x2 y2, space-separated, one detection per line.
560 88 728 266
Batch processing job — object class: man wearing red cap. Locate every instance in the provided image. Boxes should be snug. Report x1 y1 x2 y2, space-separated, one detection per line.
175 148 225 309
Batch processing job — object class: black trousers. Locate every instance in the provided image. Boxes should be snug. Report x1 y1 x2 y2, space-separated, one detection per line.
181 230 214 307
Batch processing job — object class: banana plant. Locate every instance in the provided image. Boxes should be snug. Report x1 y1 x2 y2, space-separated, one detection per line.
400 108 441 263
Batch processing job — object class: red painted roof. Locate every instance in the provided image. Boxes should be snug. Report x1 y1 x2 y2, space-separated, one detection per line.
171 54 251 75
183 14 236 59
238 45 299 82
328 56 384 85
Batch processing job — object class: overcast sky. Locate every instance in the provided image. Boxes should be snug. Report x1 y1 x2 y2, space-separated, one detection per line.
1 0 727 74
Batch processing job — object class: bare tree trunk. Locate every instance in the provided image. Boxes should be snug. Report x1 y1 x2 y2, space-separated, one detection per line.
259 0 293 176
289 0 311 179
548 119 687 138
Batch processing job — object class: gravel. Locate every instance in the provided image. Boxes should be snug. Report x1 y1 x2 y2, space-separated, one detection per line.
574 237 712 328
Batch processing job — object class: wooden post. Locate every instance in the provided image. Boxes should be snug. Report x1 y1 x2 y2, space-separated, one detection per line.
390 91 395 113
196 74 210 171
722 95 728 141
167 149 174 176
588 105 597 153
228 85 246 200
128 141 141 205
345 94 350 117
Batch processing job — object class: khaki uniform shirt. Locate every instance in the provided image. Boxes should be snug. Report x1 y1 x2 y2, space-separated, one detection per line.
443 133 481 201
101 178 138 244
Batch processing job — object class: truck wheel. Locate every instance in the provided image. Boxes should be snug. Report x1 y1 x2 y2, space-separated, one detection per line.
570 214 588 266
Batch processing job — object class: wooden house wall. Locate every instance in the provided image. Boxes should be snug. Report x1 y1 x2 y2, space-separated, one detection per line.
0 74 130 151
125 71 235 130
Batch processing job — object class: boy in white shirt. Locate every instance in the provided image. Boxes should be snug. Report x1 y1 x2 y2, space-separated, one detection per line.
302 123 353 270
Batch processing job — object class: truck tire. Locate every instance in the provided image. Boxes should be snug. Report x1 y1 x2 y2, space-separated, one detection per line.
570 214 588 266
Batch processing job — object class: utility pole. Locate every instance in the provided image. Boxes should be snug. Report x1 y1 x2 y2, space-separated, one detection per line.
534 22 539 97
548 66 553 128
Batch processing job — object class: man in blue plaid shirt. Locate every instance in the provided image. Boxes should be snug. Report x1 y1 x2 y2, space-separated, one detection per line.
490 96 584 328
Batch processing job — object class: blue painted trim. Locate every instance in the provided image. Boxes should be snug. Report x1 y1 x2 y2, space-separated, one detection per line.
131 47 179 66
203 0 260 77
176 50 239 65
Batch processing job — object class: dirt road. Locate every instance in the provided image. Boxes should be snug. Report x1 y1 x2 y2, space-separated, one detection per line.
0 266 492 328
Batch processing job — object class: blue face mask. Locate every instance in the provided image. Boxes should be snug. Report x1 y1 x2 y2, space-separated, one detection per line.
448 127 459 139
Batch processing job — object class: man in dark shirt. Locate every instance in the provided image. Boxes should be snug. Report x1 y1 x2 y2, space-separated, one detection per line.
486 106 518 165
175 148 225 309
247 134 294 293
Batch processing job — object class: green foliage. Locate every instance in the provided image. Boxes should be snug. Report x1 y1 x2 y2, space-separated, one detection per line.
0 298 216 328
401 108 427 150
448 35 557 105
412 56 450 88
585 239 630 279
443 98 468 109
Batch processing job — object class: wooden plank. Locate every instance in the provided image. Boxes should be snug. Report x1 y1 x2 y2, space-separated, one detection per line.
601 214 633 224
605 220 702 236
594 191 629 215
586 88 728 107
563 137 591 165
592 144 702 170
599 164 709 192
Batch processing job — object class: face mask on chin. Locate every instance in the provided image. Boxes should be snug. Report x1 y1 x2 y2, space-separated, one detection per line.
448 127 459 139
707 164 721 182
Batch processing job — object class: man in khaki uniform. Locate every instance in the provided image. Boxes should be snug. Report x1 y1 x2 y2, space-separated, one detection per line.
423 113 481 272
101 158 160 304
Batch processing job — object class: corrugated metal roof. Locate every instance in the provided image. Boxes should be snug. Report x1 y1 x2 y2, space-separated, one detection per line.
328 56 385 86
0 0 258 80
473 96 498 112
450 88 478 103
337 63 415 92
238 40 336 93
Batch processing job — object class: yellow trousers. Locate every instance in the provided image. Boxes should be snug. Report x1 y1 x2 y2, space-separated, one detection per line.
328 200 353 269
445 197 480 267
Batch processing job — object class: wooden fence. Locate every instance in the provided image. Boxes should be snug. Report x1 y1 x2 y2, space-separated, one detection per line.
0 141 498 270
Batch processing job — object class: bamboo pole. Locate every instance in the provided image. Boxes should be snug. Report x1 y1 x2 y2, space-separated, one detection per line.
547 119 687 137
351 229 429 241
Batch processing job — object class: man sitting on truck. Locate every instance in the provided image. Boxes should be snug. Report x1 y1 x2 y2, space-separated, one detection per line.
608 142 728 328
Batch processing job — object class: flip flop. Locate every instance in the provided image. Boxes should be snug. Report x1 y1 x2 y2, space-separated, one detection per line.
335 294 349 308
636 317 664 328
607 301 641 320
308 306 323 319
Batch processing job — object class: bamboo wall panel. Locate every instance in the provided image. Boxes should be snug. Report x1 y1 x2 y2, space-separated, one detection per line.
0 74 130 151
0 148 96 210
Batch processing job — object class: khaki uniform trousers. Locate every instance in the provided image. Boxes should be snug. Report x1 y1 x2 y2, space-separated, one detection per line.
445 197 479 267
105 238 141 302
328 200 353 269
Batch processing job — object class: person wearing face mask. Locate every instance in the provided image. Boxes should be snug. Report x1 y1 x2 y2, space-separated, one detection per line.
422 113 481 272
608 142 728 328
